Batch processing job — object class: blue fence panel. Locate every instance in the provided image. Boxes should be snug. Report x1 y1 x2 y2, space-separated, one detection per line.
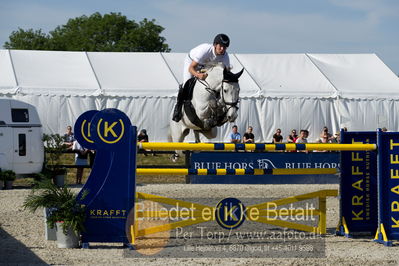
190 151 339 184
74 109 136 246
339 131 378 236
377 131 399 242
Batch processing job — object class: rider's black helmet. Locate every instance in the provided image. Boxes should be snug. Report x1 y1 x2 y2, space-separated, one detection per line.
213 34 230 47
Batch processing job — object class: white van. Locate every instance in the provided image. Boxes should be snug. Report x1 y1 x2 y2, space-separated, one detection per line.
0 98 44 175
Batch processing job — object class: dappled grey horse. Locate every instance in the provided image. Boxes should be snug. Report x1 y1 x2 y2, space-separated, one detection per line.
170 64 243 161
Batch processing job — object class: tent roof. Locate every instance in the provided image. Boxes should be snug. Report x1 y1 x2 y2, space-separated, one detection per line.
307 53 399 98
0 49 398 99
235 54 338 98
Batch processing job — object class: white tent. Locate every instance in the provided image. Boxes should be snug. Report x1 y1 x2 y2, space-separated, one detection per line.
1 49 399 142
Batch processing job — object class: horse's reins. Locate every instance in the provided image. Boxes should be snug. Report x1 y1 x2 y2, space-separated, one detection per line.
196 76 239 107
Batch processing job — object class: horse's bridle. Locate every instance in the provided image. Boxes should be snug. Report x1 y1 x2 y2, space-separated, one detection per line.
221 80 240 108
197 79 240 110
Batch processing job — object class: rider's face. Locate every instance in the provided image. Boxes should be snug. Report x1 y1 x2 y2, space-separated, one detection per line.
214 44 227 55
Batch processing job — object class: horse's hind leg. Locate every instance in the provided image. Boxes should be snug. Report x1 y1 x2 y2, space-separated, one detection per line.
170 121 187 142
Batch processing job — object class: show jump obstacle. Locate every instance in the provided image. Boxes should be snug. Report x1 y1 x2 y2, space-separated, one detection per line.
73 109 399 248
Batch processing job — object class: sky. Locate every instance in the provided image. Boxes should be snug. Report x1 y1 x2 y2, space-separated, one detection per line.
1 0 398 74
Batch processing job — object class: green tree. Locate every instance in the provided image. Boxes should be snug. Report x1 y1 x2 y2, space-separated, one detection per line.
4 29 51 50
4 12 170 52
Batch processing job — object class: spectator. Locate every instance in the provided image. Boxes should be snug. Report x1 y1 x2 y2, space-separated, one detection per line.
63 125 75 149
243 126 255 143
295 130 308 144
286 129 298 143
138 129 149 143
230 125 241 143
317 131 333 152
138 129 150 156
320 126 332 139
72 140 88 184
382 127 388 132
331 132 340 143
272 128 283 143
317 132 333 143
296 130 309 153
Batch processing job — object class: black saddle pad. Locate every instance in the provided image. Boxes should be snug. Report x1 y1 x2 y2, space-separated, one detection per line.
182 77 197 101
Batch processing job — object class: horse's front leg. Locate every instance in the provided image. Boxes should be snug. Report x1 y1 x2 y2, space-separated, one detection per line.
194 130 201 143
170 121 190 162
198 106 218 130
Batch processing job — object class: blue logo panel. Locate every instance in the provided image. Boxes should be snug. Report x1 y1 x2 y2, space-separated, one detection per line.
75 109 136 246
90 109 132 150
74 110 110 208
74 110 99 150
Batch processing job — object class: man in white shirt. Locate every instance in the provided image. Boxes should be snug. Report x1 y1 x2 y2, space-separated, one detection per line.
172 34 231 122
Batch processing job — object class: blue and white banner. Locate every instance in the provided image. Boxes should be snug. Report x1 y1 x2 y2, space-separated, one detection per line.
189 152 339 184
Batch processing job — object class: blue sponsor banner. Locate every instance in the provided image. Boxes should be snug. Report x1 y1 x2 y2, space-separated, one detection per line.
377 132 399 242
189 151 339 184
75 109 136 247
339 131 378 235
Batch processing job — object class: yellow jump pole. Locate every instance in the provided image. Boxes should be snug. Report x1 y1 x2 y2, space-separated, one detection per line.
136 168 338 175
318 193 327 234
139 142 376 152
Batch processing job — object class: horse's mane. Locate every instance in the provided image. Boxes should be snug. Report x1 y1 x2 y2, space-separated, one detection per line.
203 62 224 70
204 63 243 82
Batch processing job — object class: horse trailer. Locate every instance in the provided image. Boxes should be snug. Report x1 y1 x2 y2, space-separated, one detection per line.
0 98 44 175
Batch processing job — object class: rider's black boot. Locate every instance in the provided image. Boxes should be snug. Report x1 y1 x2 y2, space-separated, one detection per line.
172 84 184 122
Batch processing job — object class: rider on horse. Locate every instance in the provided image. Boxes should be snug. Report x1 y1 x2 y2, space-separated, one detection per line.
172 34 231 122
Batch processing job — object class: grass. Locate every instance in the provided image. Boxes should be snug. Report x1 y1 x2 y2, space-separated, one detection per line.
136 152 186 183
14 152 186 188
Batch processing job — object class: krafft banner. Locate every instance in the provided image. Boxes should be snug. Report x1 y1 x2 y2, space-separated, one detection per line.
74 109 136 247
189 152 339 184
339 131 378 236
377 131 399 243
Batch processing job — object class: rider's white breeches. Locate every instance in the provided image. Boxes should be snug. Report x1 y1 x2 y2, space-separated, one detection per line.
182 55 193 85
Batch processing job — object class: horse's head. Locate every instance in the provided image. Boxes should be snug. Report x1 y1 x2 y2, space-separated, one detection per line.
220 68 244 122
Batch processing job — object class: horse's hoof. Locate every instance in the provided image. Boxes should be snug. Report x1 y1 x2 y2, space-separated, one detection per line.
171 154 179 162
